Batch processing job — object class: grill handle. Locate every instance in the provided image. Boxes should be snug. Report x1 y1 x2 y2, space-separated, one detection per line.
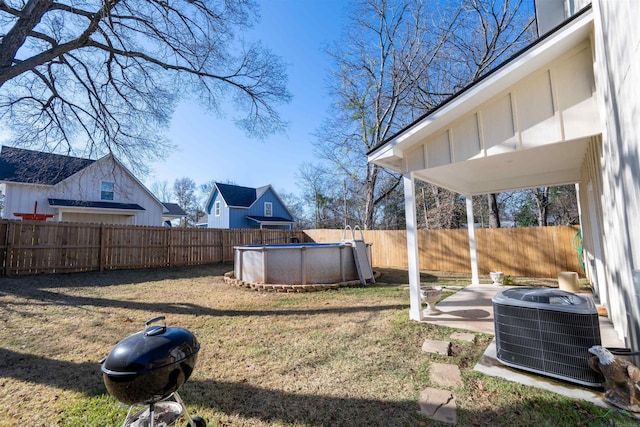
144 315 167 336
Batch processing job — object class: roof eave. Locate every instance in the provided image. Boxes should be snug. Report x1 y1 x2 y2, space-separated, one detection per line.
367 6 594 169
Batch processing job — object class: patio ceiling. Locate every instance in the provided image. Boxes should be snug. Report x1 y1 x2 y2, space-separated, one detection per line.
411 138 589 195
368 8 598 196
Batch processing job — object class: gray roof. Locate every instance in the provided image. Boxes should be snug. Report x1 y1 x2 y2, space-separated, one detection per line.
0 146 95 185
162 202 187 217
48 198 145 211
216 182 260 207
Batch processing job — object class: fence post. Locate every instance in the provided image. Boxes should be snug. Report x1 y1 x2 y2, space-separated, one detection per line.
4 221 11 276
99 224 105 271
168 228 173 267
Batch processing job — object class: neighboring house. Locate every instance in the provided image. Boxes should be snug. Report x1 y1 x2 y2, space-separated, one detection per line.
204 182 294 230
368 0 640 353
0 146 165 226
161 202 188 226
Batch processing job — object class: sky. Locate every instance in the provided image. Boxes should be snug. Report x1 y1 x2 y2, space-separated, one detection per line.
144 0 350 198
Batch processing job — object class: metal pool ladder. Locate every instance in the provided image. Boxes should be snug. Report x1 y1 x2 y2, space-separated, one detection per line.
343 225 375 285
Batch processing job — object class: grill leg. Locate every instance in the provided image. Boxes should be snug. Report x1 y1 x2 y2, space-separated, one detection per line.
148 403 155 427
121 406 137 427
172 392 196 424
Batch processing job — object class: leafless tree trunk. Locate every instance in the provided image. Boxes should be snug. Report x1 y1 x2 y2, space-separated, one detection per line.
488 193 501 228
533 187 550 226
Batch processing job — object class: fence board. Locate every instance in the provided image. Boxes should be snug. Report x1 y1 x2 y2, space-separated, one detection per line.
0 220 310 276
305 226 582 278
0 220 580 278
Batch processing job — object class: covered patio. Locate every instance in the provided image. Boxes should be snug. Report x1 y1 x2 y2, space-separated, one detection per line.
367 7 601 322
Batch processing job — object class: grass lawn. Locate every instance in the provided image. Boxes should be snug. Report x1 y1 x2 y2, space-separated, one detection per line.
0 264 634 426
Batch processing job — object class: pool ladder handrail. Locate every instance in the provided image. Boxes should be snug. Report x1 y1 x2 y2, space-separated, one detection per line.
342 225 365 243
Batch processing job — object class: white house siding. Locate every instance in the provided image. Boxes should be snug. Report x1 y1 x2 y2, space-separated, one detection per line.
585 0 640 349
3 156 163 226
3 182 52 220
55 158 164 226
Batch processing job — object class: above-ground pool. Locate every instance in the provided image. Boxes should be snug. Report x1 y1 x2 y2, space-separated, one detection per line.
233 242 368 286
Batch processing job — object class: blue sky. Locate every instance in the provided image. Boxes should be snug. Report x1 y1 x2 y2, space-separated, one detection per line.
145 0 349 197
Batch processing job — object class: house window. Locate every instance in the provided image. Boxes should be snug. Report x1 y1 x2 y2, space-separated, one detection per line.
264 202 272 217
101 181 114 201
215 201 221 216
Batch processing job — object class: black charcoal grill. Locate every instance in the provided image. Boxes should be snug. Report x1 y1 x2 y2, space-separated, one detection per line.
101 316 206 427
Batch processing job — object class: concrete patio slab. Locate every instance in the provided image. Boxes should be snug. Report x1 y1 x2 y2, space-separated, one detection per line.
420 283 501 334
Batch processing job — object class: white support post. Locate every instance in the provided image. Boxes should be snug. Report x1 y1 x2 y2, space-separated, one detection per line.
404 173 423 321
466 195 480 285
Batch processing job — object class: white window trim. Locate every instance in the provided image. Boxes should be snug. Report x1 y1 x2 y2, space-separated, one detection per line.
101 181 114 201
264 202 273 217
215 200 221 217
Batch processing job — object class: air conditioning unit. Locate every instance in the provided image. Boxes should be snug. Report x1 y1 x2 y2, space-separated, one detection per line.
492 287 603 387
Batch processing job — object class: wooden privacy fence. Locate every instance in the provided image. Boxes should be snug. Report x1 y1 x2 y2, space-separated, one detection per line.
0 220 581 278
0 220 311 276
305 226 583 278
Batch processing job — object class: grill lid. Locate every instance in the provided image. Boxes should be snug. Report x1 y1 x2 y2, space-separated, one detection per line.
102 316 200 376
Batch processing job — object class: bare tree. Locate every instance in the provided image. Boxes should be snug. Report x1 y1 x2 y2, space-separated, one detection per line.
0 0 291 171
533 187 550 226
295 163 343 229
150 180 173 203
547 185 579 225
317 0 535 230
318 0 450 230
277 189 308 230
173 177 199 227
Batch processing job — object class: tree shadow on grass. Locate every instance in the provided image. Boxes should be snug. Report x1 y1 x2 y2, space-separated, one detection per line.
0 347 105 395
2 348 634 426
182 379 426 427
0 263 235 290
180 378 635 427
1 347 427 426
0 285 408 318
0 264 409 319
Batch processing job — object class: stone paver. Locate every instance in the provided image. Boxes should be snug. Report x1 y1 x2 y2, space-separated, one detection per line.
450 332 475 342
421 339 451 355
418 387 457 424
430 363 463 388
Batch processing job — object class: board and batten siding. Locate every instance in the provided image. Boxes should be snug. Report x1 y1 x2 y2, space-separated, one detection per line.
207 192 230 228
3 183 52 221
2 156 163 226
584 0 640 352
404 43 597 186
228 206 248 228
247 189 292 220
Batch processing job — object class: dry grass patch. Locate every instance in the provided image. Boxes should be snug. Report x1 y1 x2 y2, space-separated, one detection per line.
0 265 633 426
